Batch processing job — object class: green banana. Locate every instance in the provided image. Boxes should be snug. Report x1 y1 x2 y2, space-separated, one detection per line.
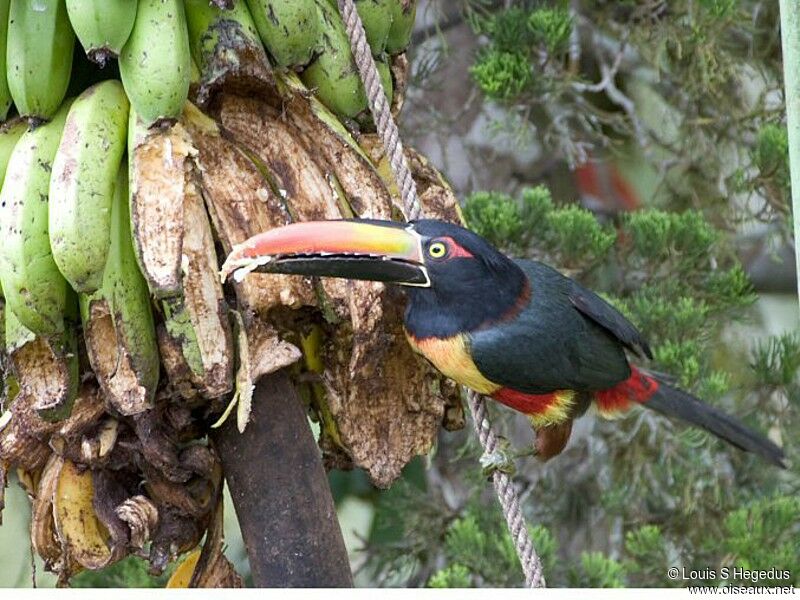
385 0 415 54
354 59 392 129
184 0 270 103
0 118 27 186
119 0 191 125
245 0 321 68
6 0 75 123
355 0 394 55
0 101 72 337
82 164 159 416
65 0 137 66
49 80 129 294
0 0 13 120
301 0 368 118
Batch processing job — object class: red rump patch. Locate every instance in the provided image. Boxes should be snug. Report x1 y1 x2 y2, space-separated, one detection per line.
441 236 473 258
594 367 659 415
492 387 561 415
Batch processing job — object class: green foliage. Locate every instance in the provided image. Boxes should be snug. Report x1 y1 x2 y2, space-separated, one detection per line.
527 8 572 54
719 496 800 584
471 50 533 101
753 125 791 193
569 552 627 588
70 556 172 588
428 564 472 588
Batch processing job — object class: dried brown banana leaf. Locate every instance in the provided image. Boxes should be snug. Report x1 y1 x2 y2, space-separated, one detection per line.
182 103 314 314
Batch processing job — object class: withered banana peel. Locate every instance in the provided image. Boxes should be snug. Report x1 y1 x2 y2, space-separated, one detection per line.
182 102 315 314
128 112 196 298
53 459 116 571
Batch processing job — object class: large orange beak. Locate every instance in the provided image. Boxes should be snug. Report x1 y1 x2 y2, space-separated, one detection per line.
220 220 430 287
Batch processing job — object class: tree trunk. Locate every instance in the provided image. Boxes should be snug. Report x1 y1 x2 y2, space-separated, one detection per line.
212 369 353 587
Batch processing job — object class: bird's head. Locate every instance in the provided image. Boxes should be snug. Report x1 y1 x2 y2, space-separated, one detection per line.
220 219 527 337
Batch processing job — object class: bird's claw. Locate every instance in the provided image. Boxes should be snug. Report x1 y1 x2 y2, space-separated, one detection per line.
479 438 517 477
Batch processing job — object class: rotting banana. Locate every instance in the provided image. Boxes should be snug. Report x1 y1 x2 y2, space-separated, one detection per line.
82 164 159 416
0 101 72 337
0 0 13 120
301 0 368 118
245 0 321 69
5 293 79 421
65 0 137 66
49 80 129 294
157 168 234 401
0 118 26 185
386 0 416 55
6 0 75 123
128 108 195 297
184 0 271 105
119 0 191 126
53 458 116 570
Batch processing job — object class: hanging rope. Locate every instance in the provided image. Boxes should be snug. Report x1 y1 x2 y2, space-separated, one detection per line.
335 0 545 588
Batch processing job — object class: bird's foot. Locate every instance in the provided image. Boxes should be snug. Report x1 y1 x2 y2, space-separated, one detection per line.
479 438 517 477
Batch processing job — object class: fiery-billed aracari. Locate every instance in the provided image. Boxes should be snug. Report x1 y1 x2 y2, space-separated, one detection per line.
220 219 785 466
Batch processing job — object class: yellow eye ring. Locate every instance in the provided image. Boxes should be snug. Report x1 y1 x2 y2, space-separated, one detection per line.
428 241 447 258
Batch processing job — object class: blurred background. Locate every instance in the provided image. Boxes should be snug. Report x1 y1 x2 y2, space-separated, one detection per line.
2 0 798 588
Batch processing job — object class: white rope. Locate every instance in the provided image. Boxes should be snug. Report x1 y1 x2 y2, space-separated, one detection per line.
335 0 546 587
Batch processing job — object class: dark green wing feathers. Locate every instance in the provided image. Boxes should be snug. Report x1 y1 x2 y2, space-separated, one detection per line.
469 260 640 394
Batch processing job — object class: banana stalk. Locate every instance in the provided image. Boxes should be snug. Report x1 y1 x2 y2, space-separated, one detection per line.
65 0 137 66
119 0 191 125
245 0 321 68
0 101 72 337
6 0 75 123
184 0 272 105
49 80 129 293
82 165 159 416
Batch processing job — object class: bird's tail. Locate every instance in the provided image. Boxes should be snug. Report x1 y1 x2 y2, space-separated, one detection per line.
595 367 786 468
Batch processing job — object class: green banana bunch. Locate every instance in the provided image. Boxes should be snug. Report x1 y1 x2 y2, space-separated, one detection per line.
0 0 13 120
81 164 159 416
49 80 129 294
301 0 367 118
6 0 75 123
245 0 321 68
185 0 269 102
385 0 415 54
65 0 137 66
0 119 26 185
0 101 72 337
119 0 191 125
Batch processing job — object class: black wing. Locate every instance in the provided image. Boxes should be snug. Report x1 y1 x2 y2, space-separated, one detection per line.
568 281 652 359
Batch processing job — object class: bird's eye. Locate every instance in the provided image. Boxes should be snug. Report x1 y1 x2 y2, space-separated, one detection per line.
428 241 448 259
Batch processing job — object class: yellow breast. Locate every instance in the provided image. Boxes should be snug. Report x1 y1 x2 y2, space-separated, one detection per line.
405 331 499 395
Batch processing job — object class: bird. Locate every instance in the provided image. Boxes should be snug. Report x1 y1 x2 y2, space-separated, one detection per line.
220 218 786 467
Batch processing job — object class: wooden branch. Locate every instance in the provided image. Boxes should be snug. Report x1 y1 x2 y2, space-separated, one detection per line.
779 0 800 306
211 370 353 587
